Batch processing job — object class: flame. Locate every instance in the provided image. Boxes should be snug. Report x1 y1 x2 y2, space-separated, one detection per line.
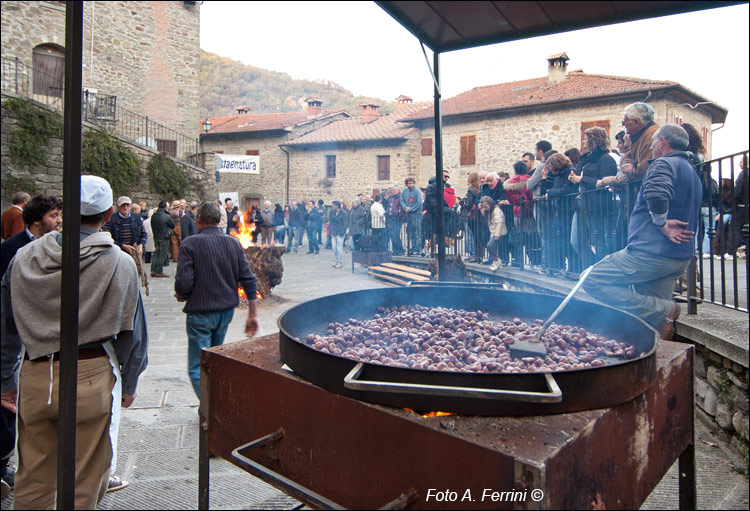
404 408 455 418
230 211 257 249
238 288 263 300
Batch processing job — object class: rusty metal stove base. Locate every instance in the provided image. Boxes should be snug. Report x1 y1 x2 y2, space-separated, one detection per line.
199 335 695 510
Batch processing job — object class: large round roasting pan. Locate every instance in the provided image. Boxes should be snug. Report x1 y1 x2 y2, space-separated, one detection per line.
277 286 658 416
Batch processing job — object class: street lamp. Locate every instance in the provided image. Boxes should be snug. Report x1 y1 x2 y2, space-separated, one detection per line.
202 119 212 134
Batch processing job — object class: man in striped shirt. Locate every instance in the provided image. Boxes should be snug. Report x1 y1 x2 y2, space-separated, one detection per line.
103 196 147 257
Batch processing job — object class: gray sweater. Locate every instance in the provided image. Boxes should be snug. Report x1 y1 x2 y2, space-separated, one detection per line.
525 161 546 199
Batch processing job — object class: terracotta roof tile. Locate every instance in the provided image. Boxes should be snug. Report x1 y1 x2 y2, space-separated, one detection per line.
286 102 429 145
201 109 347 134
403 72 678 121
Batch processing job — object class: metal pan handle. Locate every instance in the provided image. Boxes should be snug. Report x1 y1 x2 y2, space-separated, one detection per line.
343 363 562 403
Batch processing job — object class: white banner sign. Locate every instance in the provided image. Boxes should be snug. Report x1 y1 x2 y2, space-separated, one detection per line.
215 154 260 174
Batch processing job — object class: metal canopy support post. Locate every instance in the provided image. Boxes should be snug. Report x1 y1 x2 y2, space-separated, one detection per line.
432 51 446 279
57 2 84 508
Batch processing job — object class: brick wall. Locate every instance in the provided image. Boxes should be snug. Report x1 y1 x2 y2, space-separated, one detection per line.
0 0 200 138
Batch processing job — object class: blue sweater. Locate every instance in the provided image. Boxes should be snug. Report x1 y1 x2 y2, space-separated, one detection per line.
174 226 258 313
627 151 702 259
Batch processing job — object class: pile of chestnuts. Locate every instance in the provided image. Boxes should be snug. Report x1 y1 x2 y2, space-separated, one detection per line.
303 304 640 374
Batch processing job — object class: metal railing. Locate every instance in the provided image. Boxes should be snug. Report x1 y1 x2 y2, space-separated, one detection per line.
361 154 748 313
1 56 199 162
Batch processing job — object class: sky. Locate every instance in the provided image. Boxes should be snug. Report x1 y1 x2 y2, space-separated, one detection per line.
200 1 749 159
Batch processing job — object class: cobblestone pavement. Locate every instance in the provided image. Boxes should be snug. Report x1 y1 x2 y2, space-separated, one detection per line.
1 247 747 509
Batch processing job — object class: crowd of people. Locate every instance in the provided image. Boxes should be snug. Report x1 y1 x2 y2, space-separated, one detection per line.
0 100 747 507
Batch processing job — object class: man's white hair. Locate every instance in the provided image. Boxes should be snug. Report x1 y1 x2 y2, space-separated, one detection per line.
486 172 499 182
625 102 655 124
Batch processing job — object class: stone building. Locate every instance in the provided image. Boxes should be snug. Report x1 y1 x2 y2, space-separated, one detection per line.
202 54 726 204
282 97 428 204
1 0 201 143
200 99 350 209
406 53 727 197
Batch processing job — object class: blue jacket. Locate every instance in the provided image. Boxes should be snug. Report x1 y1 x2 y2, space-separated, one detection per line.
627 151 702 259
103 212 147 247
0 230 33 279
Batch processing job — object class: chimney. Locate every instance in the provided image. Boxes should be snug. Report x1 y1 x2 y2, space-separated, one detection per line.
395 95 413 111
360 102 380 123
304 96 323 118
547 52 569 85
235 105 250 115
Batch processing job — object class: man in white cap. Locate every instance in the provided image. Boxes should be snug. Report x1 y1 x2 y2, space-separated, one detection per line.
0 175 148 509
103 195 148 257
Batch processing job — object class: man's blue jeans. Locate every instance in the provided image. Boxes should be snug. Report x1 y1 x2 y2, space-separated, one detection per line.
286 226 298 252
406 213 422 254
186 309 234 398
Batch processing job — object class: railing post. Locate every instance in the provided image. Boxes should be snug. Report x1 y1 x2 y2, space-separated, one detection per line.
687 256 698 315
145 115 149 144
14 56 19 93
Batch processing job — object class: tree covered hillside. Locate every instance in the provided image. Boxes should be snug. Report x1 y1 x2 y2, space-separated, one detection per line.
200 50 395 118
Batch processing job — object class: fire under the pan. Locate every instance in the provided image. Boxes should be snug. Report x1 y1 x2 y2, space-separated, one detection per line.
302 304 641 374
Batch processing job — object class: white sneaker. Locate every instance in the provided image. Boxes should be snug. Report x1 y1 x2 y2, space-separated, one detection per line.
701 253 712 259
334 263 343 268
489 260 502 271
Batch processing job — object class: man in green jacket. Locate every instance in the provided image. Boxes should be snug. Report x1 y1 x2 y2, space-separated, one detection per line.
150 200 174 277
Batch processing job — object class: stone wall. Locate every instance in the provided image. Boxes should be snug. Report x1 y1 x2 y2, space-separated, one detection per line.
202 131 295 208
418 93 714 198
198 111 425 208
694 345 749 451
1 95 216 211
287 138 421 205
0 0 201 138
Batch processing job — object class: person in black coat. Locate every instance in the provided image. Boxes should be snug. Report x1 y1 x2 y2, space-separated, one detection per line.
0 195 63 279
424 172 451 255
304 200 321 254
150 201 175 276
180 201 198 240
568 127 618 264
544 154 579 273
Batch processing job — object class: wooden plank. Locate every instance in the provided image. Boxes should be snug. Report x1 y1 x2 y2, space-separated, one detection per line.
368 271 408 287
369 266 430 281
380 262 432 277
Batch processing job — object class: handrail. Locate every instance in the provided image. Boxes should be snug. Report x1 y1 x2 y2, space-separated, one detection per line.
1 56 199 163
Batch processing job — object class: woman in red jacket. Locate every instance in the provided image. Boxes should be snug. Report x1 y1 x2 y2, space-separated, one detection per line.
503 160 536 266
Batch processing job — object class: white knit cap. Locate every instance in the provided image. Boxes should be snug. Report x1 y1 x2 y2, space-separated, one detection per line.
80 175 113 215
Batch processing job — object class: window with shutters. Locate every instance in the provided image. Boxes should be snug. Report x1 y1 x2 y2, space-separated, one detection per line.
580 120 611 150
246 150 259 155
156 139 177 157
701 126 708 143
326 155 336 178
377 155 390 181
460 135 476 166
32 44 65 97
421 138 433 156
